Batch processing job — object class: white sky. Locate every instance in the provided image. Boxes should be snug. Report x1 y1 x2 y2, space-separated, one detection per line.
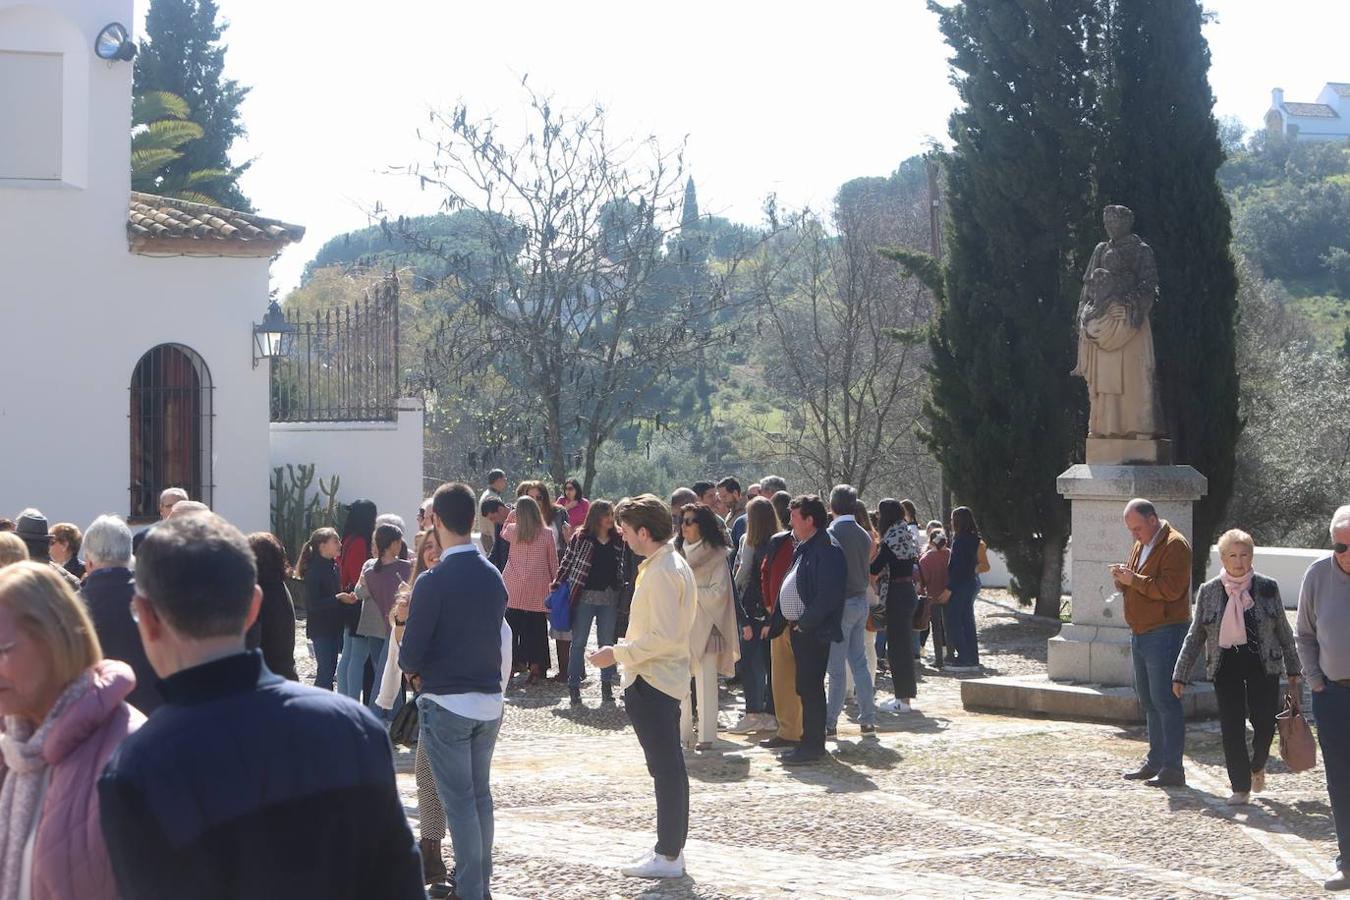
131 0 1350 297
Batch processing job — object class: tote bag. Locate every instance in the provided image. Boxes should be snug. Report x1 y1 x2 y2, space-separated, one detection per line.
545 580 573 632
1276 691 1317 773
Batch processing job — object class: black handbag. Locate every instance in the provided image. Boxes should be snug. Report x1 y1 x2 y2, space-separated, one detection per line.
389 696 420 748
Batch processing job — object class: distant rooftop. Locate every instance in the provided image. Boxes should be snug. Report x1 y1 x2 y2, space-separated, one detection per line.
1281 102 1339 119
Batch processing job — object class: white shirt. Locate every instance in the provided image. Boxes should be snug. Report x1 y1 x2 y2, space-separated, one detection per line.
421 543 513 721
779 558 806 621
1137 527 1165 569
833 514 856 525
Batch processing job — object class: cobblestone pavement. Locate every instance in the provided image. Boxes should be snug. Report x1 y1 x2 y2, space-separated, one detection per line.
297 593 1341 898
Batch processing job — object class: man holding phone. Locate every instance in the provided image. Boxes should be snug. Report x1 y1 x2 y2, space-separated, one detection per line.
1114 498 1193 788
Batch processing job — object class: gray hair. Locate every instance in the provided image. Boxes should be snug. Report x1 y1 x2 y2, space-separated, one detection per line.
829 484 859 516
376 513 407 533
759 476 788 496
1123 498 1157 520
168 500 210 519
1332 505 1350 537
159 487 190 507
83 514 133 567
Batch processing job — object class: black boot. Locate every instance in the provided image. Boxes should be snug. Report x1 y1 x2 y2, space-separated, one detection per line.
601 681 614 703
420 839 446 885
569 686 582 707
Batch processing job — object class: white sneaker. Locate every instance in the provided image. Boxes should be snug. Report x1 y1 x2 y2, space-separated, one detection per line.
1226 791 1251 806
878 698 912 713
756 714 778 732
622 850 685 878
727 714 755 734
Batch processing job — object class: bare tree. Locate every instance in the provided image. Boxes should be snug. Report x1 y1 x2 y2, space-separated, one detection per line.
390 83 759 492
752 184 936 500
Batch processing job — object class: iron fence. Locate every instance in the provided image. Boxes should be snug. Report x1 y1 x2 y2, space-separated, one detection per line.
270 276 400 422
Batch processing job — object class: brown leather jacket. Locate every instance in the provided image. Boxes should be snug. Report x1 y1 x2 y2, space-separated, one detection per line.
1119 521 1192 634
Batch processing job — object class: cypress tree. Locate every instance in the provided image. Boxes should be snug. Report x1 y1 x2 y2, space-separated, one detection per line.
1097 0 1240 579
134 0 252 210
925 0 1100 616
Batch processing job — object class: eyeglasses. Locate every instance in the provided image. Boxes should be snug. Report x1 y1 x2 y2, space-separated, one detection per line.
1335 542 1349 554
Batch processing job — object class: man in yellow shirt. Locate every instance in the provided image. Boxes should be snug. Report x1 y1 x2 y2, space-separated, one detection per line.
590 494 697 880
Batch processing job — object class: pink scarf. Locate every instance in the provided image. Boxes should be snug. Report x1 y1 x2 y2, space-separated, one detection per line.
1218 570 1255 649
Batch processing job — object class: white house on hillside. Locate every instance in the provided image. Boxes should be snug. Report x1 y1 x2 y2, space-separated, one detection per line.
1265 83 1350 141
1 0 423 536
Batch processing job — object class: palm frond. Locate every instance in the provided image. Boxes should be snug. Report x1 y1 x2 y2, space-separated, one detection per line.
132 119 205 153
132 90 190 126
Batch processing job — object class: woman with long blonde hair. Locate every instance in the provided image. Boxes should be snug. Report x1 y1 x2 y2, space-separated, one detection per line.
502 496 559 684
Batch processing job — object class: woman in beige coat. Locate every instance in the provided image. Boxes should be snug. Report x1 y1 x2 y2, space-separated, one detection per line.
675 503 740 750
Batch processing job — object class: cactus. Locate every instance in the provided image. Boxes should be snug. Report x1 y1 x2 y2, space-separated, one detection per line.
270 463 346 562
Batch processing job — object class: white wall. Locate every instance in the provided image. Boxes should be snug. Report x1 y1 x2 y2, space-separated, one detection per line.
269 400 425 529
0 0 278 534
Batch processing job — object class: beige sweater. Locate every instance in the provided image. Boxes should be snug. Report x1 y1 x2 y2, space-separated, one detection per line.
612 544 697 700
681 540 741 677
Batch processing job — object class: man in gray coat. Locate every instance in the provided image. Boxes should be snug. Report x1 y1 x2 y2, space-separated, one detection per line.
1297 504 1350 892
824 484 877 737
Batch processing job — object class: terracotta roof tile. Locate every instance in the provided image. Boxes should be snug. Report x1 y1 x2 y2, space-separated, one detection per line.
128 192 305 257
1281 102 1339 119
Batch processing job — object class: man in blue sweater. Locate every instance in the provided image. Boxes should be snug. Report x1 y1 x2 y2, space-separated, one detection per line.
98 513 424 900
401 482 512 900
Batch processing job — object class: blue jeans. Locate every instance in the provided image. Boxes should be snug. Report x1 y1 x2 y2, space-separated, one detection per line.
335 631 355 697
827 595 877 727
341 634 386 703
1131 621 1187 773
1313 681 1350 868
568 601 618 689
947 581 980 666
312 635 341 691
419 699 502 900
740 628 770 714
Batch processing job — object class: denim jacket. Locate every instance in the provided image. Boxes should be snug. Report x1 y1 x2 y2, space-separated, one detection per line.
1173 573 1302 683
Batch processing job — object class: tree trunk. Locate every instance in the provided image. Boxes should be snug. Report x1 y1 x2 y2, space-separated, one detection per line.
1035 534 1066 620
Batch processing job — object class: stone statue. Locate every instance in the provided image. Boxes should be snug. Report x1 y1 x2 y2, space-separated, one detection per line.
1072 205 1162 439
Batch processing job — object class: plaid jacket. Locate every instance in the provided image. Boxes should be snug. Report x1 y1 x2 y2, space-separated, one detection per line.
552 530 626 598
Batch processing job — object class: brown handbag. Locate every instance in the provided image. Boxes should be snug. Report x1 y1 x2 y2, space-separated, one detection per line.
913 594 933 631
1276 691 1317 773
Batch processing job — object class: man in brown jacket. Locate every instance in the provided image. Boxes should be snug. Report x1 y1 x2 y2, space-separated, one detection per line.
1112 498 1192 788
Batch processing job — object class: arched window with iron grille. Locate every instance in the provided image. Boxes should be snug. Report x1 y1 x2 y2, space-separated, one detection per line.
129 344 214 519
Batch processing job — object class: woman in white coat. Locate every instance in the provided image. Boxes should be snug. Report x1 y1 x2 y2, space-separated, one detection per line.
675 503 740 750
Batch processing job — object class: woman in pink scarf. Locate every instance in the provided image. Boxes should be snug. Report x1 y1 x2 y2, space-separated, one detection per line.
0 561 144 900
1172 530 1302 805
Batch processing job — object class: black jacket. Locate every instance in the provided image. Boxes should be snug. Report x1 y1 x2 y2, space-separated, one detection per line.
79 567 160 715
98 652 424 900
303 558 345 641
246 579 298 681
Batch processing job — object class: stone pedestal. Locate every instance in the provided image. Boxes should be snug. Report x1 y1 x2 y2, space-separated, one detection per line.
1046 464 1207 686
1086 437 1172 465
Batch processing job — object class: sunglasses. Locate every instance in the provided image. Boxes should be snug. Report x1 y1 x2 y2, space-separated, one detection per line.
682 518 698 526
1335 542 1349 554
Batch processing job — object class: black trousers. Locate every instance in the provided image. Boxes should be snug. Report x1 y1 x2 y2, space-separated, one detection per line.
624 676 688 858
1213 647 1280 793
886 581 918 700
791 627 832 752
505 608 549 670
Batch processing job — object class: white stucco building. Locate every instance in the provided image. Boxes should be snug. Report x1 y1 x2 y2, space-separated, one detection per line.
1265 83 1350 142
1 0 423 536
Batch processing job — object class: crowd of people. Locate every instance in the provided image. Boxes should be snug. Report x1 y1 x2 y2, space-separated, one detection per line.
0 478 1346 897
